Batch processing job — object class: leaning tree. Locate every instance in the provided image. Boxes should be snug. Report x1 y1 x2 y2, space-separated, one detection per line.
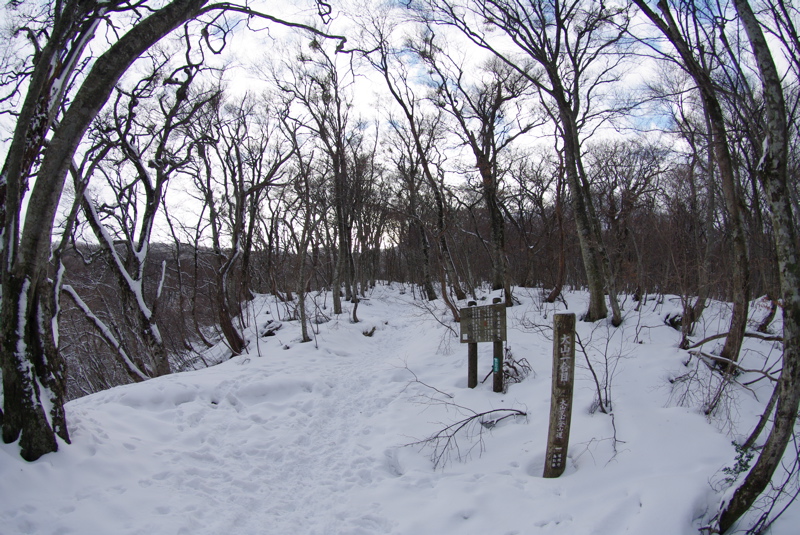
0 0 344 462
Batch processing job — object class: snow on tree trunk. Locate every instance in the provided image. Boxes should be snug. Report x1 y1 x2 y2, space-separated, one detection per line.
1 0 210 461
717 0 800 531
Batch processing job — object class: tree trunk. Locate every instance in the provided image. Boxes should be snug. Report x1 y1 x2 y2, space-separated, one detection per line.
479 158 513 307
297 254 312 342
576 144 622 326
333 244 348 315
217 285 245 355
409 185 437 301
0 275 67 461
217 251 245 356
545 172 567 303
1 0 209 461
0 0 102 461
680 156 713 348
634 0 749 364
757 294 777 334
419 226 438 301
331 242 343 315
680 292 708 349
557 108 607 322
717 1 800 531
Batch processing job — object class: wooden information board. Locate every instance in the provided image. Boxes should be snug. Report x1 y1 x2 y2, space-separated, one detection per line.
459 303 507 343
460 301 507 392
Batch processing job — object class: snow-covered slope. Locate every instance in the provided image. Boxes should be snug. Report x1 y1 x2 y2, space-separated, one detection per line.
1 285 796 534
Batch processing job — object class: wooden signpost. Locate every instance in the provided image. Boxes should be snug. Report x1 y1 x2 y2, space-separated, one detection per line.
460 298 506 392
543 312 576 478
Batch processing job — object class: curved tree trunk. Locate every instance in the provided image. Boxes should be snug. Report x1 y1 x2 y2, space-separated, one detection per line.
217 249 245 356
0 0 108 461
1 0 209 462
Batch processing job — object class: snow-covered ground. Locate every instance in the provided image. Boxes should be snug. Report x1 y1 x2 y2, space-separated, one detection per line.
2 285 797 534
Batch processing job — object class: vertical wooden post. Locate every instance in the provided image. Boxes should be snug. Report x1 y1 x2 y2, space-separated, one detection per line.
543 312 576 478
468 343 478 388
492 340 504 393
492 297 504 393
467 301 478 388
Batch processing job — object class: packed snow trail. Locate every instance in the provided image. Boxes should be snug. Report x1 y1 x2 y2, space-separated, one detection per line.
1 290 429 535
68 313 410 534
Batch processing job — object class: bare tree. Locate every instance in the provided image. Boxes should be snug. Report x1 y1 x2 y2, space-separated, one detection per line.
273 37 363 318
65 40 217 381
415 34 540 306
281 118 326 342
188 92 293 355
276 35 391 323
645 65 720 342
420 0 630 325
384 111 446 301
1 0 212 463
360 13 468 319
350 140 389 297
0 0 344 460
585 140 667 298
714 0 800 531
632 0 750 366
502 147 562 295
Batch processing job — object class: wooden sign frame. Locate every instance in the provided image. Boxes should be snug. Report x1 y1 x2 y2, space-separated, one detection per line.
460 303 506 343
460 300 507 392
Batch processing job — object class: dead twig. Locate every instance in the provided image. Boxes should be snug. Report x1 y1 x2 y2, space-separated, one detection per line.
480 347 533 391
690 350 781 383
685 331 783 350
407 407 527 469
401 364 454 399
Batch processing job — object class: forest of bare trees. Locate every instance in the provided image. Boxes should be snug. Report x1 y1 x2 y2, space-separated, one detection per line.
2 0 799 532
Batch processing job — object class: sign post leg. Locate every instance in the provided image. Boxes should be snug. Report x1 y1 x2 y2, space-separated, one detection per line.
468 342 478 388
492 340 504 393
